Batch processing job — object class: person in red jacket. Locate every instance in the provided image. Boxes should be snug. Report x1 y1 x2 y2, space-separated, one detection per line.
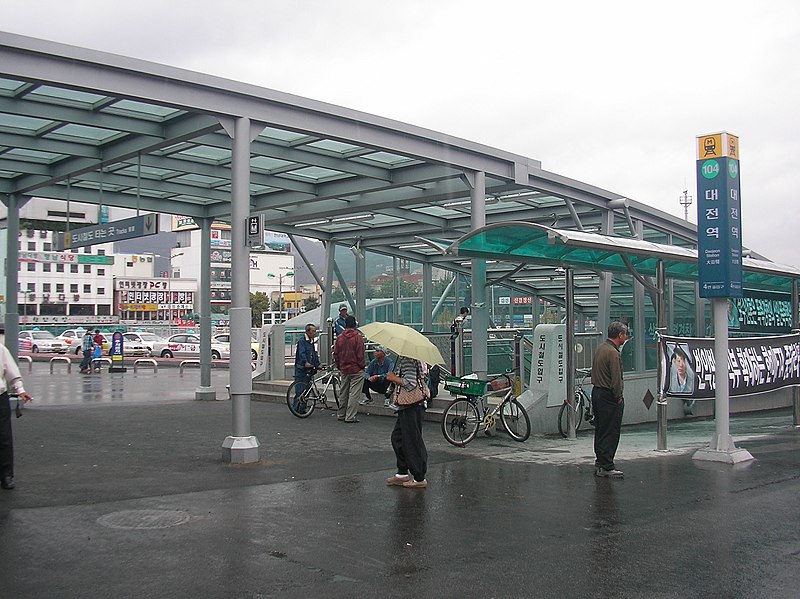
333 315 365 423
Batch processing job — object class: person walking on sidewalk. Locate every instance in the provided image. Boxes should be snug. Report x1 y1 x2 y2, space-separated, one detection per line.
0 343 33 490
333 316 365 423
385 356 429 489
79 328 94 374
591 321 628 478
360 345 393 407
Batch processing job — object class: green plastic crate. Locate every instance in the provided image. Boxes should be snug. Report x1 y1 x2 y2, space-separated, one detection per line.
443 375 487 396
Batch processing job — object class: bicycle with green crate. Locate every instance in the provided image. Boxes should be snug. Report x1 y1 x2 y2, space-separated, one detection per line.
440 370 531 447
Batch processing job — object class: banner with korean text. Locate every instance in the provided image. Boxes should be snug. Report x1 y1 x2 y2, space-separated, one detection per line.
660 334 800 399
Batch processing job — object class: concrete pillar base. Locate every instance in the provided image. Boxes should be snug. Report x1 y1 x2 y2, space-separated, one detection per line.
195 386 218 401
692 447 754 464
221 436 260 464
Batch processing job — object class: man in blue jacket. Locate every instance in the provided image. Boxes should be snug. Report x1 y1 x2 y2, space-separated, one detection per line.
293 323 320 413
360 345 394 407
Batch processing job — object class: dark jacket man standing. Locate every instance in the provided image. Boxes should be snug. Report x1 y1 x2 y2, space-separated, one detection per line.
590 321 628 478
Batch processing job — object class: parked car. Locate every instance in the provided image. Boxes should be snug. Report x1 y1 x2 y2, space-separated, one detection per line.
123 332 166 357
57 328 104 355
212 333 260 361
99 332 149 357
152 334 229 360
18 330 66 354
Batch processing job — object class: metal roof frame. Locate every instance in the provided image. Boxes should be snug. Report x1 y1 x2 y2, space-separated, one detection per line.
0 31 793 309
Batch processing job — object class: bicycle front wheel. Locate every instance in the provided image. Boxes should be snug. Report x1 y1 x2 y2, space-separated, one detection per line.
286 381 318 418
324 374 340 410
441 399 480 447
500 399 531 442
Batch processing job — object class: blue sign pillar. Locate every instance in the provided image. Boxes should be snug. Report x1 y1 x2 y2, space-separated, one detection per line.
693 131 753 465
696 132 743 298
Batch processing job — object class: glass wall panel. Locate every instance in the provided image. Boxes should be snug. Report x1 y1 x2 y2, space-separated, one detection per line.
609 273 636 372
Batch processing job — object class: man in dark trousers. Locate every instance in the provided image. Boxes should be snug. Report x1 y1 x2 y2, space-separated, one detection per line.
590 321 629 478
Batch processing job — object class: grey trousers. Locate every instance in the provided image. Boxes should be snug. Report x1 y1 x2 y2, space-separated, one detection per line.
338 371 365 422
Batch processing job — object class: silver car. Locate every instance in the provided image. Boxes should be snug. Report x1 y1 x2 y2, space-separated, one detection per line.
123 332 166 357
18 330 66 354
151 334 229 360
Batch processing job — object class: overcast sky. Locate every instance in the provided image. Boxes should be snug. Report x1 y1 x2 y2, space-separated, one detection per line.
4 1 800 267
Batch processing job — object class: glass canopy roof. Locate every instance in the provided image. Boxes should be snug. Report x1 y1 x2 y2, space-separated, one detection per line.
0 31 796 306
450 222 800 293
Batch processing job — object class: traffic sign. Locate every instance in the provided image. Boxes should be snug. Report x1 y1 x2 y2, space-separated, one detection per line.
54 214 158 250
247 215 262 247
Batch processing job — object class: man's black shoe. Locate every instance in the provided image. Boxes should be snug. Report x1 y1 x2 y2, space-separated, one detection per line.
1 476 15 490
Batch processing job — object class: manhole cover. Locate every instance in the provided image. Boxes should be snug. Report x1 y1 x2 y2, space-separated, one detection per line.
97 509 191 530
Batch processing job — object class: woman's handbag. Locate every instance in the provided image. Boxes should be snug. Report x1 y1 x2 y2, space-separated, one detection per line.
394 362 430 406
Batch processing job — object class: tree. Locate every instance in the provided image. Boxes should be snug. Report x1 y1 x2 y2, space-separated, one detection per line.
249 292 271 328
303 296 320 311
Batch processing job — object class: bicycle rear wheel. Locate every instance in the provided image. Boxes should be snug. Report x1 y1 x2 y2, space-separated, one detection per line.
286 381 318 418
557 394 584 438
500 399 531 442
441 399 480 447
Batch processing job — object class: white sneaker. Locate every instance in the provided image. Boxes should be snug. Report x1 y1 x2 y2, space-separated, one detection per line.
595 468 624 478
359 397 374 405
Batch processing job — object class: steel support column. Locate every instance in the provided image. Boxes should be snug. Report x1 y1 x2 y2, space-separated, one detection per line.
422 262 433 331
221 116 259 464
392 256 399 322
692 298 754 464
793 279 799 426
4 194 20 360
355 247 366 326
321 241 335 329
470 171 488 380
655 260 668 450
565 268 577 440
195 216 215 400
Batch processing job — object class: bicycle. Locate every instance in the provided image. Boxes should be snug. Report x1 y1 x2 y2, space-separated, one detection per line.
441 371 531 447
286 365 341 418
557 368 595 438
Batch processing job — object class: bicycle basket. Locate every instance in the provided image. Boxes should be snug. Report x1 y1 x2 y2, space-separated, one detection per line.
444 375 487 396
489 376 513 391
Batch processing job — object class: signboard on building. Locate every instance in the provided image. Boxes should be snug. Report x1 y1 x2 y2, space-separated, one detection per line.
696 131 742 298
171 216 231 233
729 291 793 333
54 214 158 250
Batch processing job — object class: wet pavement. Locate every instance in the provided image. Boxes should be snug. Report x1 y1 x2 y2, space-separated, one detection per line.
1 363 799 598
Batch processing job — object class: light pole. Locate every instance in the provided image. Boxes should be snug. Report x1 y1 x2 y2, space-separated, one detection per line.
679 190 693 221
169 251 185 325
267 269 294 316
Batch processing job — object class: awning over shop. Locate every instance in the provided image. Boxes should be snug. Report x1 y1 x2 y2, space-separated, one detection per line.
449 222 800 293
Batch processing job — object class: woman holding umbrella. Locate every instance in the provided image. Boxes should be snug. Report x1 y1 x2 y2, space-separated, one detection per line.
359 322 444 491
385 356 429 489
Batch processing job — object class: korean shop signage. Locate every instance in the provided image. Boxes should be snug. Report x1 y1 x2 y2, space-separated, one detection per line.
696 132 742 298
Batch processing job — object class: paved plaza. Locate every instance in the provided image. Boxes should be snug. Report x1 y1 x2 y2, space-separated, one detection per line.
1 363 798 598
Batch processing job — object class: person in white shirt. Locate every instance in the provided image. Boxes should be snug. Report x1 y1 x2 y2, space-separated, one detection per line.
0 343 33 490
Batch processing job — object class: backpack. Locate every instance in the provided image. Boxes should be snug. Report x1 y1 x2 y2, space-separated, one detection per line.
427 364 440 399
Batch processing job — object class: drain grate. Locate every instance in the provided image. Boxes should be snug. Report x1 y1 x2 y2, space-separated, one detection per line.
97 509 191 530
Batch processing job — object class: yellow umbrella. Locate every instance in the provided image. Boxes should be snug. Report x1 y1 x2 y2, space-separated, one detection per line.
359 322 445 365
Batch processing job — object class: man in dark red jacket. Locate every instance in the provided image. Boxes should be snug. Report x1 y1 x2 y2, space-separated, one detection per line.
334 316 365 423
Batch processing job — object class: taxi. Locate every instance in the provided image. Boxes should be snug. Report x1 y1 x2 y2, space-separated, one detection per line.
151 333 230 360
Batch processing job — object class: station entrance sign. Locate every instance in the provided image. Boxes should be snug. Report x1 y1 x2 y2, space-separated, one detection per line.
696 132 742 298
